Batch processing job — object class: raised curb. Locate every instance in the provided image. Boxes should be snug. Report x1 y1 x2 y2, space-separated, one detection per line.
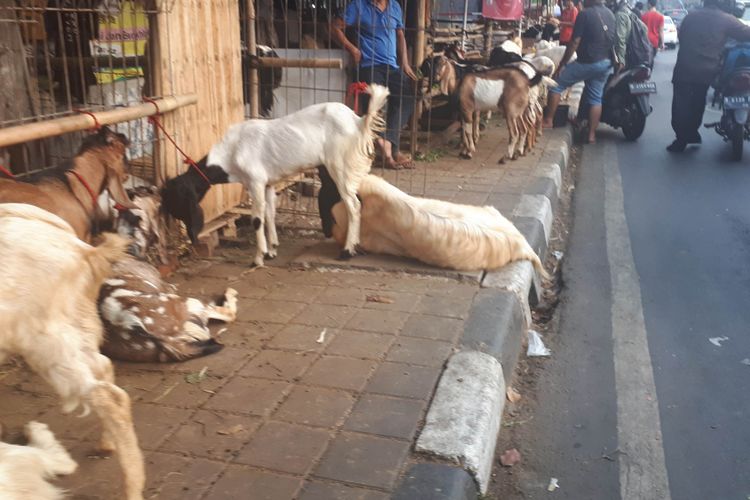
392 463 478 500
414 351 505 493
402 125 574 496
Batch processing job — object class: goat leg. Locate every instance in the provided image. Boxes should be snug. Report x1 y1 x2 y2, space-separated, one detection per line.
264 186 279 259
90 382 145 500
339 192 362 259
248 182 269 267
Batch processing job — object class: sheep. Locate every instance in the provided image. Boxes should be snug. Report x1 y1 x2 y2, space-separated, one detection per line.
160 84 389 267
0 203 144 500
0 421 77 500
317 171 549 278
0 126 137 242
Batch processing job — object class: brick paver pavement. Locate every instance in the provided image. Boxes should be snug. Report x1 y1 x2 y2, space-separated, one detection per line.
0 123 565 499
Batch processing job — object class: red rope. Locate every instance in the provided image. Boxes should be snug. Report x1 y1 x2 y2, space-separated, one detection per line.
347 82 370 116
72 108 102 131
67 170 100 210
0 164 15 179
143 98 211 186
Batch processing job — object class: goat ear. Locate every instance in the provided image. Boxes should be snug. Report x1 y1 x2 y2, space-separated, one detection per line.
107 173 138 210
186 201 205 244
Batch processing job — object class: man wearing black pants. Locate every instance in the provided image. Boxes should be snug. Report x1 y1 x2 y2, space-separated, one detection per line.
333 0 418 169
668 0 750 152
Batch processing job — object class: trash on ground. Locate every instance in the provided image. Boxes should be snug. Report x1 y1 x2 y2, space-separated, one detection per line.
366 294 395 304
547 477 560 491
316 328 327 344
216 424 246 436
552 250 564 260
500 448 521 467
506 386 522 403
741 358 750 366
708 336 729 347
527 330 551 357
185 366 208 384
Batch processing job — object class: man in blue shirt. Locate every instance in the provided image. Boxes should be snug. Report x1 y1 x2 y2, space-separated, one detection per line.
333 0 417 169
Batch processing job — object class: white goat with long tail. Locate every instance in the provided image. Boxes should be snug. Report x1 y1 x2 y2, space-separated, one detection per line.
0 203 144 500
318 173 549 277
161 84 389 267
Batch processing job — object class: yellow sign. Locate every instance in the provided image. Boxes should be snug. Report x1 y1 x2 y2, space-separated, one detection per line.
91 1 149 84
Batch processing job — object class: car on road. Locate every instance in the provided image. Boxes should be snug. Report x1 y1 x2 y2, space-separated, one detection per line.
663 16 678 48
740 1 750 26
659 0 689 26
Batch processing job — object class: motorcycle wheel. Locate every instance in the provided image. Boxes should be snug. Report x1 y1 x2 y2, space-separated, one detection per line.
731 121 743 161
622 104 646 141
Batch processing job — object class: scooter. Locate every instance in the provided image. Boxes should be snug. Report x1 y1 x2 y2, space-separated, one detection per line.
705 42 750 161
574 64 656 142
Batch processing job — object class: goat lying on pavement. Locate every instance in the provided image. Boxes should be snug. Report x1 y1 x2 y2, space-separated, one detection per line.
0 421 77 500
161 84 389 267
0 127 136 242
0 203 144 500
318 170 550 278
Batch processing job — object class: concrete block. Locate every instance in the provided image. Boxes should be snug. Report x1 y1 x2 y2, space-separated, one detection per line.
514 194 553 244
392 463 478 500
415 351 505 493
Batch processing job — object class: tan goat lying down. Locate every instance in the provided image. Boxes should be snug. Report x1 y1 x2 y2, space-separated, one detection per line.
0 203 144 500
326 175 548 276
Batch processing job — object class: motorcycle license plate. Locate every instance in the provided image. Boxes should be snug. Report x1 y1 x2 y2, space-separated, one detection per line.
724 95 750 110
628 82 657 94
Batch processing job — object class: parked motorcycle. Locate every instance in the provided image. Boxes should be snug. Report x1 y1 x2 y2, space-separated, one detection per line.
705 42 750 161
574 64 656 142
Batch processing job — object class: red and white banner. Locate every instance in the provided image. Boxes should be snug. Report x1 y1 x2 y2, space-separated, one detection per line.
482 0 523 20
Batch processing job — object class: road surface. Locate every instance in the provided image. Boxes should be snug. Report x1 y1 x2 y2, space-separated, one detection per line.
493 49 750 500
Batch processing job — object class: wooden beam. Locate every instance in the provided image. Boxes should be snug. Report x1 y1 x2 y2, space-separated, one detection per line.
0 94 197 149
257 57 343 69
246 0 259 118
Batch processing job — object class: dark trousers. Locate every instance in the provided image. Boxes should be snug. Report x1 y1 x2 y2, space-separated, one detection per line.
671 81 710 143
356 64 415 150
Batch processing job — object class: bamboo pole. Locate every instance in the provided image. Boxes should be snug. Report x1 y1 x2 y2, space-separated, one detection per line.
0 94 197 149
257 57 343 69
246 0 259 118
410 0 427 156
461 0 470 50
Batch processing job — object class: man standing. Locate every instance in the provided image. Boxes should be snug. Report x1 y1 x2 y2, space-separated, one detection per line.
610 0 634 72
668 0 750 152
333 0 417 169
641 0 665 59
543 0 616 144
559 0 580 46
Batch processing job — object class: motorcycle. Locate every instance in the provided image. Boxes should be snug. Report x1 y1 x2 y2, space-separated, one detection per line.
574 64 656 142
705 42 750 161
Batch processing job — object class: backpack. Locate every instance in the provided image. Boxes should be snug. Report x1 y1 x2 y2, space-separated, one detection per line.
625 10 654 68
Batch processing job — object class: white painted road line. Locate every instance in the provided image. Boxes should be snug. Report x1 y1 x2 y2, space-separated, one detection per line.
603 143 672 500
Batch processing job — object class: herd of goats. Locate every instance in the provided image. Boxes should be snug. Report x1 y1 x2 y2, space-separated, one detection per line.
0 38 562 499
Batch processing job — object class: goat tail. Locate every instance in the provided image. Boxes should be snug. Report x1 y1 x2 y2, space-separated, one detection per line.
86 233 129 284
362 84 389 136
541 76 558 88
530 252 552 282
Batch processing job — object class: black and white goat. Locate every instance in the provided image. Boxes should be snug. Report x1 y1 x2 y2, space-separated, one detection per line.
161 84 389 267
318 170 549 277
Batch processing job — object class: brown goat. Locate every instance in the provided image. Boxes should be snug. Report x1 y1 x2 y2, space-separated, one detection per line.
0 127 136 242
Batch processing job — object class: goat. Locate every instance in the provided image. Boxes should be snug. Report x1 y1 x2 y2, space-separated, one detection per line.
244 45 283 117
318 172 549 277
161 84 389 267
0 127 136 242
0 203 144 500
488 40 524 67
0 421 77 500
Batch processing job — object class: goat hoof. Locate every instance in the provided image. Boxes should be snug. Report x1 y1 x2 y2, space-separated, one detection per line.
459 152 472 160
338 249 355 261
251 259 265 268
498 157 507 164
263 252 276 260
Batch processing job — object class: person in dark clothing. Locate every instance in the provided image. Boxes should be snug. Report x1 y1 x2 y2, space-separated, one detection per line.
543 0 616 143
668 0 750 152
332 0 417 169
634 1 645 17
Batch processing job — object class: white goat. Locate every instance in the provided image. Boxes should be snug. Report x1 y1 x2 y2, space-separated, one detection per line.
161 84 389 267
0 203 144 500
320 175 549 277
0 421 77 500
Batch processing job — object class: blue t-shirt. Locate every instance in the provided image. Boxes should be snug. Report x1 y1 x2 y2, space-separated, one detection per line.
344 0 404 68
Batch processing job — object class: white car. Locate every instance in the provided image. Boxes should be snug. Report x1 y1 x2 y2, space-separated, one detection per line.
663 16 678 49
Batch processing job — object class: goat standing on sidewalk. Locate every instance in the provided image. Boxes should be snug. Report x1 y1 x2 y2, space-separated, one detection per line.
161 84 389 267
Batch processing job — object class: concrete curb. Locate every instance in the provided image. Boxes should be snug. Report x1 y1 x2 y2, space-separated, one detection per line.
397 126 574 497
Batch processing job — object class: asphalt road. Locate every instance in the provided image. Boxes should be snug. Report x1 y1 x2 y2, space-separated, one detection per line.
494 50 750 499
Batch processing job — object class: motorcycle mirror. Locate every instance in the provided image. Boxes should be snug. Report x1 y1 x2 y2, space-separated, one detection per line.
735 5 745 16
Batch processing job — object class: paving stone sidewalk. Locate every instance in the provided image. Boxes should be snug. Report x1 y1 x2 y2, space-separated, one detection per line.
0 122 566 499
